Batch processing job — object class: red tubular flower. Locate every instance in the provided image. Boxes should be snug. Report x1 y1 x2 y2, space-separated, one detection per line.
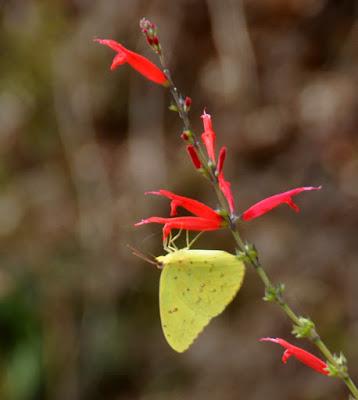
135 190 224 241
94 38 168 86
217 146 226 174
218 173 235 214
242 186 322 222
186 145 202 169
136 216 222 241
260 338 329 375
215 146 235 214
146 190 222 221
201 111 216 162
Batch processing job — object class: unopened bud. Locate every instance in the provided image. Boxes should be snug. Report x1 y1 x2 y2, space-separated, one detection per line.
181 130 193 142
184 96 192 112
186 145 202 169
140 17 161 55
217 146 227 175
181 131 189 141
140 18 156 34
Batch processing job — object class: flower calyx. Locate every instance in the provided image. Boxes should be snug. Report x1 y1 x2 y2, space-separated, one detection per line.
292 317 316 339
327 353 348 378
263 283 286 303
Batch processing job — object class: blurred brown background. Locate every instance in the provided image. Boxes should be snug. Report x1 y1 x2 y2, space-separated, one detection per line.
0 0 358 399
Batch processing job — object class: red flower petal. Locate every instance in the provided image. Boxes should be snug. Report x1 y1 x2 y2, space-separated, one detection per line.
111 52 127 70
94 38 168 86
242 186 321 221
260 337 329 375
135 216 222 241
201 111 216 162
145 190 222 221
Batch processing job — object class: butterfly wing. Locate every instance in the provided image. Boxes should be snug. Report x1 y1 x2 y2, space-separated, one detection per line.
159 249 245 352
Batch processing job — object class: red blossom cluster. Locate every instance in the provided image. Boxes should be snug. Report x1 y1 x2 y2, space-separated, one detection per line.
135 109 320 241
94 34 321 244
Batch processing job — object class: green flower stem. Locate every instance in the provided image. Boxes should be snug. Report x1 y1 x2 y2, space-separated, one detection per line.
156 43 358 400
314 337 338 365
345 378 358 399
280 302 301 326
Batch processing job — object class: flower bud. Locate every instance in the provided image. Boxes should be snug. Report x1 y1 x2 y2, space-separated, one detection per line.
217 146 227 175
181 130 193 142
184 96 192 112
186 145 202 169
140 17 162 55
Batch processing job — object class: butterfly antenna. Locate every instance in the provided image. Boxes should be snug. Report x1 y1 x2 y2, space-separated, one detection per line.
127 245 161 268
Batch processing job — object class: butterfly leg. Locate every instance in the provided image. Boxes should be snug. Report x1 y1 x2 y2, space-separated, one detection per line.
186 231 203 249
170 229 182 245
164 230 180 252
166 229 182 251
186 230 190 248
163 236 172 253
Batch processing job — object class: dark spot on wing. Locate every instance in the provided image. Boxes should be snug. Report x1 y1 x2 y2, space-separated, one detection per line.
168 307 179 314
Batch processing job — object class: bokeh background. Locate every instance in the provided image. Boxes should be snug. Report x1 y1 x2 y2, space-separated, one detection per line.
1 0 358 399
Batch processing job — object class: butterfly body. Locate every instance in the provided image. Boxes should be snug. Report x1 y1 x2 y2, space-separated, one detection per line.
156 249 245 352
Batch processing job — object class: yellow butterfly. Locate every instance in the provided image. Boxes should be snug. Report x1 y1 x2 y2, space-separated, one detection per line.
157 248 245 352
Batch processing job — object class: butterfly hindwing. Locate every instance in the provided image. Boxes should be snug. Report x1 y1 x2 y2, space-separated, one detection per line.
158 249 245 352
